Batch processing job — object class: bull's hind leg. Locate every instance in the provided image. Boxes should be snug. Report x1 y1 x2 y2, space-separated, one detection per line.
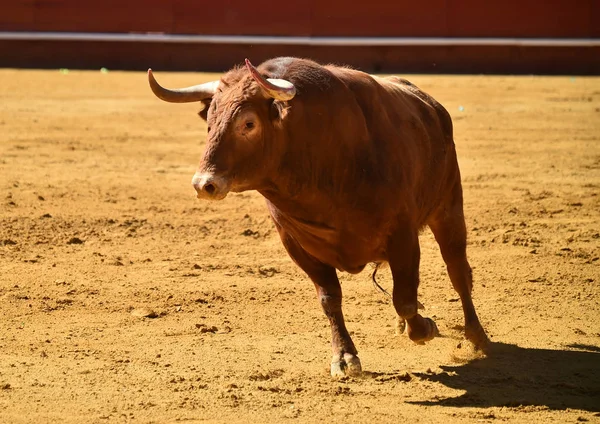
275 226 361 378
428 184 489 350
388 225 439 344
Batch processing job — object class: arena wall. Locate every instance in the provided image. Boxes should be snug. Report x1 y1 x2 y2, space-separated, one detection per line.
1 0 598 73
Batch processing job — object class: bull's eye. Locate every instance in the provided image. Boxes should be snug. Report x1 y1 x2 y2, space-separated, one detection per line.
245 121 255 130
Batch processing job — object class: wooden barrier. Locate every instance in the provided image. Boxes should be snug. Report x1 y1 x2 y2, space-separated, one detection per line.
2 0 599 37
1 0 598 73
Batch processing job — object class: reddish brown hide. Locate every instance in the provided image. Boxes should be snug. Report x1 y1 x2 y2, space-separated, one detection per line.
148 57 489 377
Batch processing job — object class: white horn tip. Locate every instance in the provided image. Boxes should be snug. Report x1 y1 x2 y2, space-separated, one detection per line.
268 78 295 90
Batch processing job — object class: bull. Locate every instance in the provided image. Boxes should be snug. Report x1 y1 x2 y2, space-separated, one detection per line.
148 57 489 377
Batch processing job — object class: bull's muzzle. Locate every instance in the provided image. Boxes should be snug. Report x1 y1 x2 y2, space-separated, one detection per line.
191 173 230 201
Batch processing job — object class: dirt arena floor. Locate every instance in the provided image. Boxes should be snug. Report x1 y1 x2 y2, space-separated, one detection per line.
1 68 599 423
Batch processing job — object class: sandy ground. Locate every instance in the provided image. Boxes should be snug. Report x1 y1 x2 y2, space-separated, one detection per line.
1 68 599 424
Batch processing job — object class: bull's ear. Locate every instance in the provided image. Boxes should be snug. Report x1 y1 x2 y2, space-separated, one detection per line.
198 98 212 121
270 99 290 122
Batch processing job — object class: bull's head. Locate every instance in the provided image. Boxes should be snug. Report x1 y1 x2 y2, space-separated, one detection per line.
148 59 296 200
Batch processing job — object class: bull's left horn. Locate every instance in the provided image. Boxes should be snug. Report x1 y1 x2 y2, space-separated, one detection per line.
148 69 219 103
245 59 296 101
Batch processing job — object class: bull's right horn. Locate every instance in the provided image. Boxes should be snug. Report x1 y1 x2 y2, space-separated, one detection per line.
245 59 296 101
148 69 219 103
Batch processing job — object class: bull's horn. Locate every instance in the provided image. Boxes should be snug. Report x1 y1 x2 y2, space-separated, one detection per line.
148 69 219 103
245 59 296 101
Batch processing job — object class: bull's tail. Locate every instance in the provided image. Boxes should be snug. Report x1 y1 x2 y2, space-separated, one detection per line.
371 262 425 309
371 262 392 299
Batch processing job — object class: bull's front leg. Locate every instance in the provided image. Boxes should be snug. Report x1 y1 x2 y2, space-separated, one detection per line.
276 226 361 377
316 278 362 377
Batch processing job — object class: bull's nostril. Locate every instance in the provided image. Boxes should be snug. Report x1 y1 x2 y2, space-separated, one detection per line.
204 183 216 195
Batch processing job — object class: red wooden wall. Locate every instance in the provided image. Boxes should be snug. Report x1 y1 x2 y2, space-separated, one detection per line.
1 1 598 73
2 0 599 38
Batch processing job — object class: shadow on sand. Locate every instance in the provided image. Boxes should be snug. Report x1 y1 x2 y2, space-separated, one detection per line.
409 342 600 412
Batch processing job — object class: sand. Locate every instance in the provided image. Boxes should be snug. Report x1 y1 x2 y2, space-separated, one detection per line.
1 69 599 423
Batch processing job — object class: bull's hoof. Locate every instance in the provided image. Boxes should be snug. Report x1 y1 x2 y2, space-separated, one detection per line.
330 353 362 378
396 316 407 335
408 317 439 344
465 323 490 353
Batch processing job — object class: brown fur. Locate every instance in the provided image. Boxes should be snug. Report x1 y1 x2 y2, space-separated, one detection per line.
195 57 488 374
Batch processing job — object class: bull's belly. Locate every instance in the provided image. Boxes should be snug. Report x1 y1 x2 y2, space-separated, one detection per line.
266 201 389 273
288 225 386 274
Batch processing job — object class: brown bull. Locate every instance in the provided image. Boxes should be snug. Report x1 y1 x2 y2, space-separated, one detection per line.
148 57 489 377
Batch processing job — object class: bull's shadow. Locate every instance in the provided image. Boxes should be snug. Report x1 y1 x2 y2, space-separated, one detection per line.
409 342 600 412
